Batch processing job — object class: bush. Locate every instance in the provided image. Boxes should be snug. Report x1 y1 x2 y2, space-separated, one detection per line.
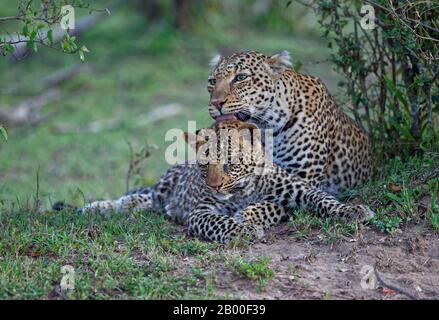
295 0 439 159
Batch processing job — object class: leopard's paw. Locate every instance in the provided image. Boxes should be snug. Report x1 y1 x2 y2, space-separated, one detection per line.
332 204 375 224
241 224 265 242
359 205 375 220
254 225 266 241
348 205 375 223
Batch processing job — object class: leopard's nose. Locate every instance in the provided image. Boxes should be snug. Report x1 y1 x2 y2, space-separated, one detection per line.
210 99 226 111
207 179 222 190
207 180 222 189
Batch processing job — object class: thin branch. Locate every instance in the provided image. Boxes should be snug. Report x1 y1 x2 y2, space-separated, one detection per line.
0 16 20 22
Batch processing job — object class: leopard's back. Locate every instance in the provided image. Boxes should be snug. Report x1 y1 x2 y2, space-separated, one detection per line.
273 70 373 194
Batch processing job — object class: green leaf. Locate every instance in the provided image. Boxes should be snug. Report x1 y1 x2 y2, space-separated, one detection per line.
30 29 37 41
386 192 402 204
0 126 8 141
384 76 410 116
79 50 85 62
22 24 29 37
47 29 53 44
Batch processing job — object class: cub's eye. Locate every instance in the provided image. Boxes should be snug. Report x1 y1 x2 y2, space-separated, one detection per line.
223 164 230 173
234 74 248 82
208 78 216 86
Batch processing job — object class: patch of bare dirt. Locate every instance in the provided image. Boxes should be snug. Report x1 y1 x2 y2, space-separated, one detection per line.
188 224 439 300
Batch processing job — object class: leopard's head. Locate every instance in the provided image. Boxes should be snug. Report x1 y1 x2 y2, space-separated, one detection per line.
207 51 292 125
184 120 267 196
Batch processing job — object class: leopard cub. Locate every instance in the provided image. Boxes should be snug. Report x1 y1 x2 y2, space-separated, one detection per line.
54 120 374 243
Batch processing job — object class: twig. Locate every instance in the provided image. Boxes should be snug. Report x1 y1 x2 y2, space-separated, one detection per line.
125 140 155 193
375 269 420 300
8 11 108 61
33 166 41 213
0 89 61 127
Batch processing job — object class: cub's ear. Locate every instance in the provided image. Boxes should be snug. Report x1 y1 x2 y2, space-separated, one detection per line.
209 53 222 69
183 132 207 151
264 50 292 77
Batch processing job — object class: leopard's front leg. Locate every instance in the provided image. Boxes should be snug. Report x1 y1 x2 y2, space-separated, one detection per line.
234 202 287 230
298 187 375 223
187 209 264 243
255 171 374 223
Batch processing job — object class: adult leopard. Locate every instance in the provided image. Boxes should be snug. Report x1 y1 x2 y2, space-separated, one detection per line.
207 51 373 195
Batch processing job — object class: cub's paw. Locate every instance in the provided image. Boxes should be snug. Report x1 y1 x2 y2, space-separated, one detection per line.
346 205 375 223
357 205 375 220
332 204 375 224
239 224 265 242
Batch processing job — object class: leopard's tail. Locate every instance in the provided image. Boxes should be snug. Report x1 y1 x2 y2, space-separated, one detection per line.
52 201 81 213
52 187 155 214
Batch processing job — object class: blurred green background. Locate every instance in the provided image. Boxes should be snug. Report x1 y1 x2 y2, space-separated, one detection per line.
0 0 342 207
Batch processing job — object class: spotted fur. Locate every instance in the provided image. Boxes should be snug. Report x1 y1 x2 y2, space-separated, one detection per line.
54 121 374 243
207 51 373 195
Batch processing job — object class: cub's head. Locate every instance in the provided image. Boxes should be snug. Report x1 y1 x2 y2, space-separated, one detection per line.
207 51 292 123
184 120 266 195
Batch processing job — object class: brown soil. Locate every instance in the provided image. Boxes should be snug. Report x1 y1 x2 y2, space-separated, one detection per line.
185 223 439 300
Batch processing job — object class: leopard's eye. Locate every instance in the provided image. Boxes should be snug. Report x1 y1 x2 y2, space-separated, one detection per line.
208 78 216 86
223 164 229 173
234 74 248 82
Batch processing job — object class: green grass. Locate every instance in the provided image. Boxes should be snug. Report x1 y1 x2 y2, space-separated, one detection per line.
287 155 439 241
228 256 274 290
288 210 360 243
0 208 223 299
360 155 439 234
371 207 403 234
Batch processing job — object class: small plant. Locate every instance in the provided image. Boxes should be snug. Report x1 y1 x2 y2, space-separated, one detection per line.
384 182 420 219
371 207 403 234
125 139 157 193
288 209 321 239
160 236 217 256
230 256 274 287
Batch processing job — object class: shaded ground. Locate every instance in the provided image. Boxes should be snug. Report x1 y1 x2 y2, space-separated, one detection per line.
203 223 438 300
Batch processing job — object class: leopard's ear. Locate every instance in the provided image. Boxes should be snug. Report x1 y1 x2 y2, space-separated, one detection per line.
183 132 207 151
264 50 292 77
209 53 222 70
